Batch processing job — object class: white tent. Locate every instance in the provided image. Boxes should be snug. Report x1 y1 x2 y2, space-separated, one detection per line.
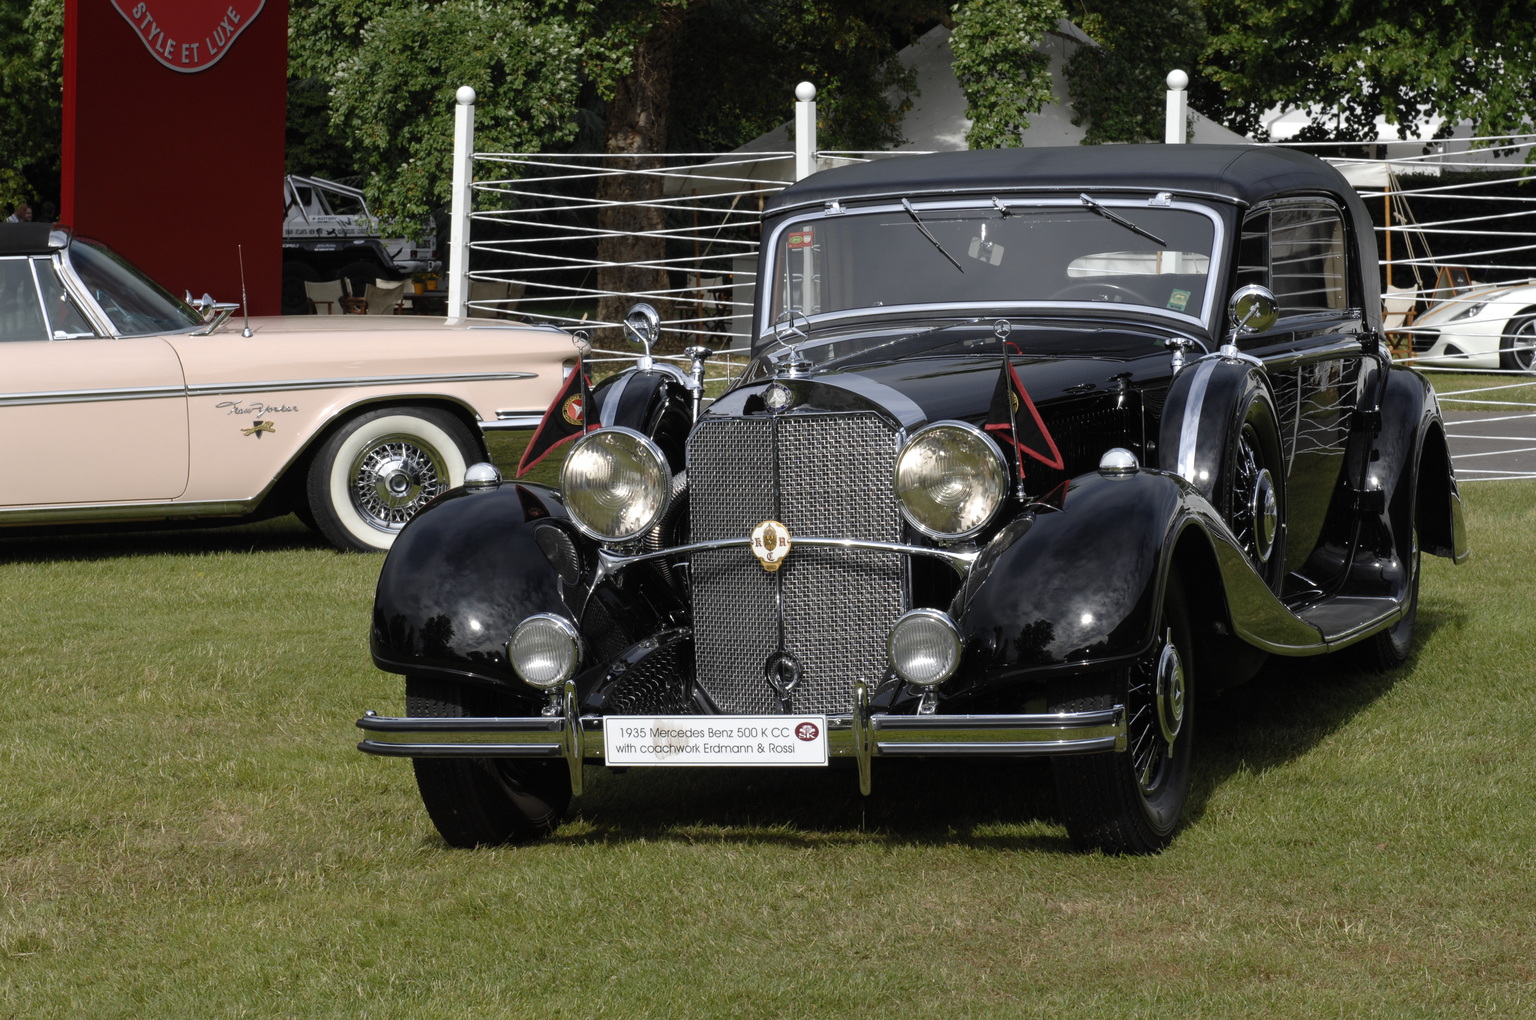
679 20 1248 195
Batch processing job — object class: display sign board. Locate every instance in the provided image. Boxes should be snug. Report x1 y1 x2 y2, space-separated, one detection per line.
63 0 286 314
110 2 267 73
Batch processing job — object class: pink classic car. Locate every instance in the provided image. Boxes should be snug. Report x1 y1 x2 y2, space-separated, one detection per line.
0 223 573 550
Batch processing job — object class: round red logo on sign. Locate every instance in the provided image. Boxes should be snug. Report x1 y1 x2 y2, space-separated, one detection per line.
795 722 820 742
112 1 266 73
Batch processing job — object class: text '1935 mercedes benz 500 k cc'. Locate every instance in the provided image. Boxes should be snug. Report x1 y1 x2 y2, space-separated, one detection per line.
358 145 1469 854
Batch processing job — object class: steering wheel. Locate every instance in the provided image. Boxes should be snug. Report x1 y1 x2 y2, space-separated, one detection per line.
1050 282 1152 305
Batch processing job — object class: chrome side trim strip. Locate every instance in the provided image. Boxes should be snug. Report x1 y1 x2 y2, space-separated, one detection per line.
1175 358 1217 485
481 412 544 431
0 385 186 408
0 498 258 525
0 372 539 409
186 371 538 397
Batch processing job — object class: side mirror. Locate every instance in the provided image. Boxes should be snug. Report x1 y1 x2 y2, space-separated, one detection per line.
1228 284 1278 335
623 302 661 359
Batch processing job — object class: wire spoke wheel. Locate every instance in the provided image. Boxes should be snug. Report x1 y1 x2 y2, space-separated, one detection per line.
305 407 477 551
349 433 450 530
1051 573 1197 854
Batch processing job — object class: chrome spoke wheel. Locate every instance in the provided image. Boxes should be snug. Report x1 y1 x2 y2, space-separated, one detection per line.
349 433 450 532
1231 423 1278 567
1129 627 1187 795
305 408 476 552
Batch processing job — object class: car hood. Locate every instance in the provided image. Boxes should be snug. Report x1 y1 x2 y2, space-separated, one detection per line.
1417 281 1536 325
156 316 576 388
718 322 1177 427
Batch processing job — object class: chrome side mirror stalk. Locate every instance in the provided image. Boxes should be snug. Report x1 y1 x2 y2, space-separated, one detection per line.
1226 284 1278 343
623 302 661 370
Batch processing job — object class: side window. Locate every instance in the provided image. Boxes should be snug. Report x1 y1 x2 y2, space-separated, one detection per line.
35 258 98 338
1237 211 1269 292
0 258 49 342
1270 201 1347 313
1238 201 1349 315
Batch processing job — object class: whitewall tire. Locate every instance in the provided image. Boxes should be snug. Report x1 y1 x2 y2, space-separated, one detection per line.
305 407 478 552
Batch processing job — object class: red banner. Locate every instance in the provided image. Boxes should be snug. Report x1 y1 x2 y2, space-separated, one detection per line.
110 1 265 73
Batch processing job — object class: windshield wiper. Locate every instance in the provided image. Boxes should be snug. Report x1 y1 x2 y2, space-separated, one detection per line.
1080 193 1167 247
902 198 964 273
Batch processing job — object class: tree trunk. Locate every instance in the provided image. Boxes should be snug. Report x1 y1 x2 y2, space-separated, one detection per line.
596 7 684 346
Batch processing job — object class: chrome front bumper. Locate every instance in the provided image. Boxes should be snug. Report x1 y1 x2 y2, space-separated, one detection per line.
356 681 1126 796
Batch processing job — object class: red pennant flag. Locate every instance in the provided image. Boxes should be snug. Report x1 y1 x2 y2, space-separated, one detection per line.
516 359 594 477
984 356 1064 481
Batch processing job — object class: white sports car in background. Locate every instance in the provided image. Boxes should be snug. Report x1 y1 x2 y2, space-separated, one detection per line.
0 222 573 550
1407 279 1536 372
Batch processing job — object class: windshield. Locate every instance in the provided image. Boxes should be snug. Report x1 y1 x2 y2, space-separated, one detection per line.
764 198 1221 332
67 240 205 336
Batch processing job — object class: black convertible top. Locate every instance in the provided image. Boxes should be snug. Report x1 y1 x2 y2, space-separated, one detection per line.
0 222 65 255
765 144 1358 216
764 143 1382 326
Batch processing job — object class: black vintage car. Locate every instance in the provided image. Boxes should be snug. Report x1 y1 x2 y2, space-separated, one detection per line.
358 145 1468 854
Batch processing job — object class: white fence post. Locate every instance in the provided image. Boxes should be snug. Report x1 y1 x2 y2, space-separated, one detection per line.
1165 70 1188 144
794 81 817 180
447 85 477 318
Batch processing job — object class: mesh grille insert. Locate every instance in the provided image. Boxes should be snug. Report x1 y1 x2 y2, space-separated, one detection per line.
688 412 904 714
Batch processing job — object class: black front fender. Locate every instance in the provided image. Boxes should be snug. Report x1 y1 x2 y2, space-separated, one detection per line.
956 470 1182 686
371 483 576 691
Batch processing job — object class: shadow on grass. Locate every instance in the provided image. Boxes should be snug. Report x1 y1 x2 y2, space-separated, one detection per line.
0 514 334 563
531 607 1460 854
1184 602 1459 827
549 757 1072 851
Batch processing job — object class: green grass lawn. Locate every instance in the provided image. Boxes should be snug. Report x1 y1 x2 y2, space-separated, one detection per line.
0 481 1531 1018
1418 369 1536 409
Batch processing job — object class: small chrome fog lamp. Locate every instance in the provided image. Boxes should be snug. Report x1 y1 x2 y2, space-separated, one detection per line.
560 427 669 543
508 614 582 691
887 609 963 688
894 421 1008 540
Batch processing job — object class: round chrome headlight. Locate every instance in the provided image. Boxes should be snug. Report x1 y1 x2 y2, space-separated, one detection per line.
894 421 1009 540
560 427 669 543
508 614 582 690
887 609 963 688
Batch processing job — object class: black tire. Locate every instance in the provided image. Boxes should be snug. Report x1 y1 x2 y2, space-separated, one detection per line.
281 261 321 315
1226 390 1286 592
1347 531 1421 671
1052 572 1196 854
1497 313 1536 373
406 677 572 847
304 407 480 552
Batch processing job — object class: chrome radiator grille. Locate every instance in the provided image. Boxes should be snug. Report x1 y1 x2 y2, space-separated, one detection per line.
688 412 905 714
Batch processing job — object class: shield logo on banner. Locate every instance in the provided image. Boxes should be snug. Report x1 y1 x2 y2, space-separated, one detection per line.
111 1 266 73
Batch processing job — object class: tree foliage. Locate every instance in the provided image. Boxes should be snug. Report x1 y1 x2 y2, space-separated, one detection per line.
949 0 1063 148
1065 0 1207 144
0 0 63 208
1197 0 1536 145
317 1 588 224
668 1 928 154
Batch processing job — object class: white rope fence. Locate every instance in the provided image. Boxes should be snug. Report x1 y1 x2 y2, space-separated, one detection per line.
446 86 1536 479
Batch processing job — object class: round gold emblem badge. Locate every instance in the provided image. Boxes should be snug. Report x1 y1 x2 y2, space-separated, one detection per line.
750 520 792 572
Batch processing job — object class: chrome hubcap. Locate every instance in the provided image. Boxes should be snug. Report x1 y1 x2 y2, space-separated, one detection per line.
1132 627 1186 794
1154 633 1186 746
350 435 447 532
1249 467 1278 563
